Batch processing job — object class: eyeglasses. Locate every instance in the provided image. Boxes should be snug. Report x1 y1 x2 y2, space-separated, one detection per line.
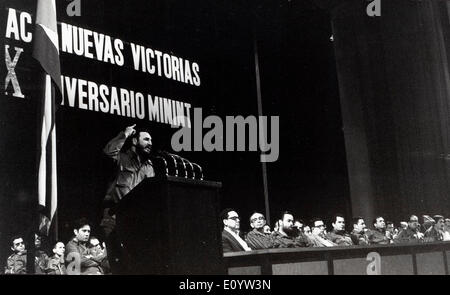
228 216 240 221
14 242 24 246
251 216 265 222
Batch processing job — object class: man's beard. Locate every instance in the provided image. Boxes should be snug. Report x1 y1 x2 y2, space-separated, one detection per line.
137 145 152 159
284 226 298 237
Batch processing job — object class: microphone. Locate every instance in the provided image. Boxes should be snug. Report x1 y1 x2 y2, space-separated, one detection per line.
191 162 203 180
171 154 192 179
154 155 169 175
172 154 194 179
182 158 195 179
157 151 178 177
157 150 203 180
173 154 187 178
172 154 196 179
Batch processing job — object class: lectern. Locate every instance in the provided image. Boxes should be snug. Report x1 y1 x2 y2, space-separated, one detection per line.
115 175 225 274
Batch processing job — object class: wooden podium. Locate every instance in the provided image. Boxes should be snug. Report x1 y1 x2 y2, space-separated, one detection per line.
115 175 225 274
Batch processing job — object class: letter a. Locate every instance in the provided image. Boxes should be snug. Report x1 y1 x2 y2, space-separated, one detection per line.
171 126 192 152
366 252 381 275
67 0 81 17
179 282 186 290
366 0 381 17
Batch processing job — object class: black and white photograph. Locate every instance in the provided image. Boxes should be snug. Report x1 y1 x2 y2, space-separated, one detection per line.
1 0 450 279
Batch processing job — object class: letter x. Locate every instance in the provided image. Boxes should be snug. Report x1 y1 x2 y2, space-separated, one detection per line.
4 45 25 98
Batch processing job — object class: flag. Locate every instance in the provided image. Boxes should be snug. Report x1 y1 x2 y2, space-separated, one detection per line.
32 0 62 237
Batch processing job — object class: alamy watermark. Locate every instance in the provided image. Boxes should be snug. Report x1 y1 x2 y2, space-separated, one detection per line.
366 0 381 17
366 251 381 275
170 108 279 163
66 0 81 17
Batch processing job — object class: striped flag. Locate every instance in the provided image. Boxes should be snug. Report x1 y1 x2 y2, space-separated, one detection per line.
32 0 62 237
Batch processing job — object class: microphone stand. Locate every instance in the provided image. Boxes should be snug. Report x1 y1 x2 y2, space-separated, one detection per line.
182 158 194 179
154 156 169 176
192 163 203 180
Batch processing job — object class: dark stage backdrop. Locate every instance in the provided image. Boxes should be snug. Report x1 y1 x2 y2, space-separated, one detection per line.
0 0 349 264
324 0 450 225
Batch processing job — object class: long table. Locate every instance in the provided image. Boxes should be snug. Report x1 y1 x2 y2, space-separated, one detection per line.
224 241 450 275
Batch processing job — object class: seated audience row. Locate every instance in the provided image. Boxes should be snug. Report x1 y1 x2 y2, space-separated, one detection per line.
4 218 109 275
5 213 450 272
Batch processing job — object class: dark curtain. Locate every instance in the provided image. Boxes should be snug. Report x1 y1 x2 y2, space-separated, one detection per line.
331 0 450 223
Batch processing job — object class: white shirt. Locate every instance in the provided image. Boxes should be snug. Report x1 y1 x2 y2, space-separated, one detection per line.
443 230 450 241
224 227 252 251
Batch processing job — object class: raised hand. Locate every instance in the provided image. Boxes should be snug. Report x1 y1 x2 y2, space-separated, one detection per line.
124 124 136 137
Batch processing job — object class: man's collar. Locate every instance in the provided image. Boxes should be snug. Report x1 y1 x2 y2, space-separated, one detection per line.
126 148 151 164
225 227 239 236
72 237 87 245
252 228 266 235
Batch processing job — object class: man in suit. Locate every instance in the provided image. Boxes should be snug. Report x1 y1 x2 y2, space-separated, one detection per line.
220 208 252 253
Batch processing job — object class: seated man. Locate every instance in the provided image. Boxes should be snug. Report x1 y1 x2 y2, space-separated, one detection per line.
422 215 435 232
294 219 304 234
245 212 273 250
366 216 391 245
220 208 252 253
400 221 408 231
444 218 450 241
327 214 353 246
424 215 445 242
4 235 27 274
350 217 369 245
386 221 398 240
309 218 336 247
394 215 424 244
303 225 312 236
89 237 110 274
46 242 67 275
34 233 49 274
65 218 105 275
271 211 311 248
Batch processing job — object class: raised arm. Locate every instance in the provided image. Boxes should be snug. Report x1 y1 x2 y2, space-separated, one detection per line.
103 124 136 160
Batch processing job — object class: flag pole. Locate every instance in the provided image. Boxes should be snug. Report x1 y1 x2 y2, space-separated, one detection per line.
51 83 59 243
253 14 271 227
33 0 62 252
29 70 47 275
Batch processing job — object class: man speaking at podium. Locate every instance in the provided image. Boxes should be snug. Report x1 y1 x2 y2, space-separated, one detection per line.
100 124 155 273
